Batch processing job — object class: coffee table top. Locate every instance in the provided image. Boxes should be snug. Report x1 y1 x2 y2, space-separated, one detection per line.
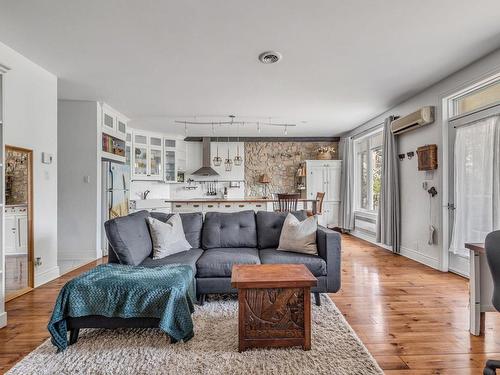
231 264 317 289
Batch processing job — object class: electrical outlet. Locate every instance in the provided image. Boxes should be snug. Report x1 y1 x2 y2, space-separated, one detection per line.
35 257 42 267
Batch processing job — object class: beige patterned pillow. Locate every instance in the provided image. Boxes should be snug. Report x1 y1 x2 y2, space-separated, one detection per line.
277 213 318 255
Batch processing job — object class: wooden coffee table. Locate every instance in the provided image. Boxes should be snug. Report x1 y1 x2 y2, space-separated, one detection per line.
231 264 317 352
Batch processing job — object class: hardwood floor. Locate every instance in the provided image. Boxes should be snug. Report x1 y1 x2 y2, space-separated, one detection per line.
1 234 499 373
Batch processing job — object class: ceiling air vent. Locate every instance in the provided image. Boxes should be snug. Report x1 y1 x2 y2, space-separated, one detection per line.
259 51 282 64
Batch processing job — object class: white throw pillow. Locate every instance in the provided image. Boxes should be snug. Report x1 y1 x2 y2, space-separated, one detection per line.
277 213 318 255
146 214 192 259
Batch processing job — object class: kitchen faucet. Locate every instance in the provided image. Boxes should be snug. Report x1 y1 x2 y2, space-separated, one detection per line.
143 190 150 199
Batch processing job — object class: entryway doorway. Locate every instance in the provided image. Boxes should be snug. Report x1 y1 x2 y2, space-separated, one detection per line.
4 145 34 301
442 72 500 276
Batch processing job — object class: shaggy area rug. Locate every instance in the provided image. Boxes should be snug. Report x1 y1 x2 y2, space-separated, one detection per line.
8 294 382 375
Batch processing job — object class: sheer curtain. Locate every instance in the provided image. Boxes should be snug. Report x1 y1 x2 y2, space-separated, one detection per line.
449 115 500 257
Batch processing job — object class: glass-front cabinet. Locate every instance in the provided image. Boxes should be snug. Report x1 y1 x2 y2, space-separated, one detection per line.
125 131 132 167
132 132 163 180
164 138 176 182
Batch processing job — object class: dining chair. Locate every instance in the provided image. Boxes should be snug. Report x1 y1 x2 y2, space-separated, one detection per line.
306 192 325 217
277 193 300 212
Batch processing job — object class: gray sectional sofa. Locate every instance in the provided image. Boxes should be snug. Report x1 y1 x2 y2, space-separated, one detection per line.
104 209 341 305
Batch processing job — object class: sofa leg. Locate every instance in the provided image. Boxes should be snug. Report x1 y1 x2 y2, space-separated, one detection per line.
198 294 206 306
69 328 80 345
314 292 321 306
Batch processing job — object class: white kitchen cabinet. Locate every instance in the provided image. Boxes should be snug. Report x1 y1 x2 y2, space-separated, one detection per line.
218 202 234 212
116 116 128 138
149 207 171 214
4 214 17 254
4 207 28 255
172 202 191 213
305 160 342 228
163 137 186 183
202 203 219 212
102 106 116 134
132 132 163 181
101 104 128 142
164 138 177 183
125 131 132 167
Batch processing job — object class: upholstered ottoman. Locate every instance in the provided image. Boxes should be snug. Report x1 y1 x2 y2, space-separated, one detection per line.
47 264 195 352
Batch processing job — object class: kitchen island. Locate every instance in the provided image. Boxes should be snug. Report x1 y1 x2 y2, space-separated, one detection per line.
130 197 318 214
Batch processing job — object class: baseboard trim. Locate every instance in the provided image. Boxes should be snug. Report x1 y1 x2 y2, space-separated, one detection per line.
35 265 60 287
0 311 7 328
58 250 97 261
350 230 392 252
400 246 440 270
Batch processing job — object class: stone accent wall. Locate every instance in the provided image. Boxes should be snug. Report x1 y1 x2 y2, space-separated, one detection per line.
244 141 338 197
5 149 29 205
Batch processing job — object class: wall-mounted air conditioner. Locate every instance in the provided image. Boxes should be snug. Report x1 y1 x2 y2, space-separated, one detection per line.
391 106 434 135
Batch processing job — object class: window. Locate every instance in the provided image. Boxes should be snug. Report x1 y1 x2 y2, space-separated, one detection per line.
355 131 383 212
452 79 500 117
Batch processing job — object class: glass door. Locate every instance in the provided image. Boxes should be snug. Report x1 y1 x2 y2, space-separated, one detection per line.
133 134 148 177
149 148 162 178
164 150 176 182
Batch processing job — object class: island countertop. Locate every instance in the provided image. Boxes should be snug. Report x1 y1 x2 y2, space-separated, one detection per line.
130 197 319 213
142 197 314 203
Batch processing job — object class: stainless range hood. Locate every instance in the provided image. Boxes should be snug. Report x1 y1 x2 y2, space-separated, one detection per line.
192 137 219 176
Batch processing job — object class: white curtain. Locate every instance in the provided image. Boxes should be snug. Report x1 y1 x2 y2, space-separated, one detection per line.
339 137 354 230
449 115 500 257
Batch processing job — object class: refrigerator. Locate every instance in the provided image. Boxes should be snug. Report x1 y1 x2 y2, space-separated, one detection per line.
101 161 130 255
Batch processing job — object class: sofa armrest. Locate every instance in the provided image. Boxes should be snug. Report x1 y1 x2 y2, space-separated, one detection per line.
317 226 341 293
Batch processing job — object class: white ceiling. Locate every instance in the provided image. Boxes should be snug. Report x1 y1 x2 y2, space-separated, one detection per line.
1 0 500 136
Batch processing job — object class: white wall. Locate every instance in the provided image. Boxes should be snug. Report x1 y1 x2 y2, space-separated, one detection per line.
346 48 500 271
130 180 170 200
58 100 99 262
0 41 59 286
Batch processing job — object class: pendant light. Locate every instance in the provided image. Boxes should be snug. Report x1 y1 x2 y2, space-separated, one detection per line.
224 137 233 171
212 123 222 166
213 137 222 166
234 123 243 166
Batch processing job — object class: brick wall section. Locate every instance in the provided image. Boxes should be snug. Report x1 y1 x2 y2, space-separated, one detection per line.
5 149 28 205
244 141 338 197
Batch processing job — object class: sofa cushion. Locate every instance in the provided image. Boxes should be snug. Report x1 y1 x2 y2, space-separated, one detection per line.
196 247 260 277
140 248 203 275
201 211 257 249
259 248 327 276
104 210 152 266
150 212 203 249
277 214 318 255
256 210 308 249
147 215 192 259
